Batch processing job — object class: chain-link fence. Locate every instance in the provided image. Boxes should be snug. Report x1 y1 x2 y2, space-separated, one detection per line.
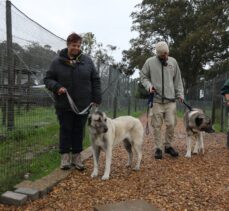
177 72 229 132
0 0 146 194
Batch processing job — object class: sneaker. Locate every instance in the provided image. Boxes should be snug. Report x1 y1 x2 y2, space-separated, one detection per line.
165 146 179 157
155 148 162 159
60 153 71 170
72 153 85 171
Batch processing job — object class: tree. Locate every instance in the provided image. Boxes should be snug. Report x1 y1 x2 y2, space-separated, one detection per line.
123 0 229 91
23 43 57 70
81 33 117 77
81 32 96 56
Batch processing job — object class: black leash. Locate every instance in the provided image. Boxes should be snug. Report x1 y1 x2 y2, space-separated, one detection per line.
155 91 193 111
182 101 192 111
145 93 154 135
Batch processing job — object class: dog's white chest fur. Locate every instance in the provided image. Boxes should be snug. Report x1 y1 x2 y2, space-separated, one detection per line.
94 135 106 149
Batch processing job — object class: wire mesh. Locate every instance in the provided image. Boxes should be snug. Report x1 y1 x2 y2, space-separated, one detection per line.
0 1 146 193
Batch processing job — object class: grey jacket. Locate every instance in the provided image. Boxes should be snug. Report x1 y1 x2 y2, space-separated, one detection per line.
140 56 184 103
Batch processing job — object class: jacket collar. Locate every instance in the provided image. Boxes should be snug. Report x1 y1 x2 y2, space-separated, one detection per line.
59 48 84 66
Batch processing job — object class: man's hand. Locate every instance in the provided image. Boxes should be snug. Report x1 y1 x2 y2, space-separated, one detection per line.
91 102 99 107
57 87 66 95
178 97 184 103
149 86 156 93
225 94 229 107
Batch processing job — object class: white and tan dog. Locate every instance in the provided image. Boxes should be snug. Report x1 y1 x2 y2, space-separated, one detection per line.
88 111 144 180
184 108 214 158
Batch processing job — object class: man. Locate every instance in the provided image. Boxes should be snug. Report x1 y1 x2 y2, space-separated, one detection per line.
221 79 229 148
44 33 101 170
140 41 184 159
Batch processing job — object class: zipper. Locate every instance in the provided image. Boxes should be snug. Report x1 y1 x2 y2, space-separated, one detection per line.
70 68 74 97
161 63 164 103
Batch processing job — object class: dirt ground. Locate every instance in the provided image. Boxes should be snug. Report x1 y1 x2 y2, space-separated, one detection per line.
1 114 229 211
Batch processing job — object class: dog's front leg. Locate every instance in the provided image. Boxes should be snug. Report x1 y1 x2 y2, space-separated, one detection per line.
133 143 142 171
193 137 200 154
199 132 204 154
91 146 100 178
102 146 112 180
185 136 192 158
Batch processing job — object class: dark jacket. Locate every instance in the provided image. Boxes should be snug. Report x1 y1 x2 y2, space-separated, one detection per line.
44 48 101 111
221 79 229 96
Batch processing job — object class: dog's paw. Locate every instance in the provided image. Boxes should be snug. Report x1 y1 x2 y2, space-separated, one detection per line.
185 153 191 158
91 171 98 178
192 150 199 154
200 148 205 154
133 166 140 171
101 174 109 180
125 163 131 168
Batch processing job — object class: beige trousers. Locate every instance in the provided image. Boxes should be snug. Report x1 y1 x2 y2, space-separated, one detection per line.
150 102 177 150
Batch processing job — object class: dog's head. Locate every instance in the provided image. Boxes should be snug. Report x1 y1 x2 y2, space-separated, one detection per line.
195 113 215 133
88 111 108 134
185 109 215 133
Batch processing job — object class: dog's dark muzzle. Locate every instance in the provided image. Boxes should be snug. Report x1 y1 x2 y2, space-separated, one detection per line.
202 127 215 133
207 128 215 133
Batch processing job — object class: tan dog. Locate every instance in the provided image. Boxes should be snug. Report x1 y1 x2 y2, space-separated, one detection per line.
184 108 214 158
88 111 144 180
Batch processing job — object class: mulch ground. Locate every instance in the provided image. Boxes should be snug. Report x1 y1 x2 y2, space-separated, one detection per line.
1 114 229 211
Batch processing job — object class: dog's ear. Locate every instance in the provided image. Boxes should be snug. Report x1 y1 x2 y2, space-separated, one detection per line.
102 112 107 118
195 115 204 127
88 114 92 126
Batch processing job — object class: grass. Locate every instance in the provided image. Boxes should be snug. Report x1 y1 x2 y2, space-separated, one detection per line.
176 110 184 118
28 149 60 181
106 109 145 119
212 123 227 133
0 107 63 192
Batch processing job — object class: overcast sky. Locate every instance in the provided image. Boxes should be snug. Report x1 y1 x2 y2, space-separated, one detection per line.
10 0 141 63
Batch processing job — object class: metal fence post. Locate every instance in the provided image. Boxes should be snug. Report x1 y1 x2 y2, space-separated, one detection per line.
107 66 112 110
113 70 119 118
127 77 131 115
211 78 216 125
220 96 224 132
6 0 15 130
134 80 137 112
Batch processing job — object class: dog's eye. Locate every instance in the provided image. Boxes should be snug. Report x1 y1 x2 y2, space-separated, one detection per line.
104 119 107 122
97 118 101 122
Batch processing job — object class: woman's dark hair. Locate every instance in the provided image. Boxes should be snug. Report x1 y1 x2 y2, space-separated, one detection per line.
67 33 82 45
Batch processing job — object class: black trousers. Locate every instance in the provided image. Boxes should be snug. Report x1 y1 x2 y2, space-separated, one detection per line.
56 110 88 154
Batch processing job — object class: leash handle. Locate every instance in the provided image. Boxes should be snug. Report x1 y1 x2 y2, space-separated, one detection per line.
66 90 93 115
148 93 154 108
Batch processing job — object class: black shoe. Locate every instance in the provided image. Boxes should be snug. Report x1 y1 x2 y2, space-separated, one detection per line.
155 148 162 159
165 146 179 157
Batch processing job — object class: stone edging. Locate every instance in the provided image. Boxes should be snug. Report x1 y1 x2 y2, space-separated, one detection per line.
0 147 92 206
